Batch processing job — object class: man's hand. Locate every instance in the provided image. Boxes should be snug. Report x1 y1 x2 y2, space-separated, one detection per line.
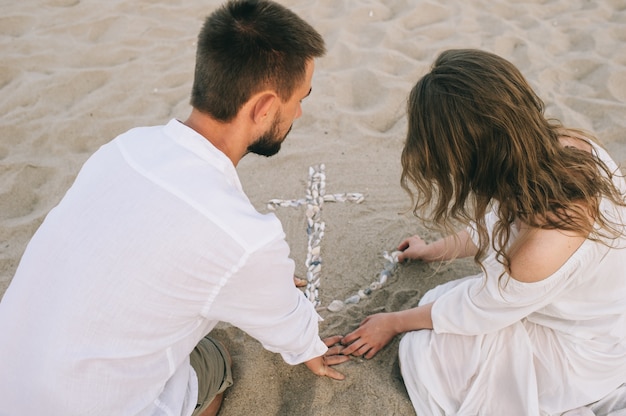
304 335 349 380
293 276 307 287
341 313 399 359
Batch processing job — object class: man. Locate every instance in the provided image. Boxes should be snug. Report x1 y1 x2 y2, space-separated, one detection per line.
0 1 348 415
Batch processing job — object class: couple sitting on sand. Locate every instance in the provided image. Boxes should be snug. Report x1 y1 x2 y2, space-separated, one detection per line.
1 1 625 415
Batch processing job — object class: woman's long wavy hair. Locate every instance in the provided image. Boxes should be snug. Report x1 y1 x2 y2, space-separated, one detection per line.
401 49 625 274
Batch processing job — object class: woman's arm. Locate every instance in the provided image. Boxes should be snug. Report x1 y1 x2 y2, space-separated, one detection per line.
341 303 434 359
397 229 478 263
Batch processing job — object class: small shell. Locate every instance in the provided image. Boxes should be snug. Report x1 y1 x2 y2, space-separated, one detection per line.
369 282 381 291
358 289 368 299
327 299 345 312
344 295 361 304
379 272 388 286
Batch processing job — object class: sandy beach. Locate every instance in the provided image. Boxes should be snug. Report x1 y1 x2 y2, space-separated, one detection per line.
1 0 625 414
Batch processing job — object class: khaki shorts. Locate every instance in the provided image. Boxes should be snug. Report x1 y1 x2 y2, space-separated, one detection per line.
190 336 233 416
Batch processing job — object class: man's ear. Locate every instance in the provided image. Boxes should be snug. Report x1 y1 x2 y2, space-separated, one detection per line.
251 92 278 124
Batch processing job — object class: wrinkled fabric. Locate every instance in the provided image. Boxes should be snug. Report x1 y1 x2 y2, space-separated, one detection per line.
0 120 326 416
400 142 626 415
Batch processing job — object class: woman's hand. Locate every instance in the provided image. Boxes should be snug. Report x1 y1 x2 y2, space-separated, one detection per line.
397 235 433 263
397 229 478 263
340 313 400 359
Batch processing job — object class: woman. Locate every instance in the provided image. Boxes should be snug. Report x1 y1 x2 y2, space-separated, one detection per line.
341 49 626 415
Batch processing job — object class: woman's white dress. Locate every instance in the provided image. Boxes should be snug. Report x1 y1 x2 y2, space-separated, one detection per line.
399 143 626 416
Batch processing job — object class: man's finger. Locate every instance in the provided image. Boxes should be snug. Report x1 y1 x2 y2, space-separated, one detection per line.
323 367 345 381
326 344 345 356
293 276 307 287
322 335 343 346
324 355 350 366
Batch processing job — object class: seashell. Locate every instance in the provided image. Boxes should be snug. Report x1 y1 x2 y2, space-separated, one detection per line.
358 289 368 299
327 299 345 312
311 246 321 256
306 205 320 218
369 282 381 291
379 271 389 285
344 295 360 304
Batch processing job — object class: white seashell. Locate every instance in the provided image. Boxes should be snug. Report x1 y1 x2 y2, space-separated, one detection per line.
369 282 381 291
358 289 368 299
327 299 345 312
379 271 388 285
344 295 361 304
311 246 321 256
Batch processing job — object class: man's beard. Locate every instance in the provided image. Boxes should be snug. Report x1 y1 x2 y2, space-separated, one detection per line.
247 114 292 157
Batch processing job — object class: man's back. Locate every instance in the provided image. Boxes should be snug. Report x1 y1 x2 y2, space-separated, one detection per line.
0 120 294 415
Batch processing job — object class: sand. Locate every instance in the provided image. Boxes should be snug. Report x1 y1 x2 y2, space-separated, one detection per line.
1 0 625 414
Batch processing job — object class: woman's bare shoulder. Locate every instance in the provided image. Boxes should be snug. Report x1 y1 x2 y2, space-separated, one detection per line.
558 130 593 153
508 227 586 283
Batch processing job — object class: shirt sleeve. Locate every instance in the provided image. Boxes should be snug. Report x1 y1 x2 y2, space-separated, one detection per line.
433 210 575 336
208 235 327 365
431 266 572 336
